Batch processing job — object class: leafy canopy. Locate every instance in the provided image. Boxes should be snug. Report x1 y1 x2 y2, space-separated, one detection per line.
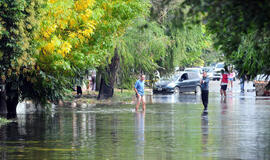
182 0 270 78
0 0 150 104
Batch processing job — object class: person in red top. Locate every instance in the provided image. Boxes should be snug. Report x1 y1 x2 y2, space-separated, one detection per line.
220 69 228 97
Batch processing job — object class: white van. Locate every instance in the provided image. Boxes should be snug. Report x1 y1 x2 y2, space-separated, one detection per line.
212 62 224 81
184 68 203 79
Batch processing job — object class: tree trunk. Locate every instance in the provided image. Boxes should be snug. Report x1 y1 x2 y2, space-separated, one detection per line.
0 84 7 115
6 95 18 118
98 47 120 99
95 70 101 92
0 82 19 118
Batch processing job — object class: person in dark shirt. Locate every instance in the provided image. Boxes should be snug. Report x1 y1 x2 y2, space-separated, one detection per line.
201 71 210 112
240 75 245 93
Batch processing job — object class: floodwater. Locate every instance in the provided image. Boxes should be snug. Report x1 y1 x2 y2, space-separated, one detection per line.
1 91 270 159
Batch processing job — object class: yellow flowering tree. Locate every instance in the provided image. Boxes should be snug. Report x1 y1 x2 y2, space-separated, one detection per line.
12 0 101 107
0 0 42 115
37 0 99 75
0 0 149 113
30 0 149 101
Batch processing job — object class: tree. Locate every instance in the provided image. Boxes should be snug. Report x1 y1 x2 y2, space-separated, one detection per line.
0 0 150 115
150 0 213 69
115 0 213 90
167 24 212 68
35 0 149 100
116 17 170 89
0 0 41 116
96 0 150 99
32 0 102 105
182 0 270 79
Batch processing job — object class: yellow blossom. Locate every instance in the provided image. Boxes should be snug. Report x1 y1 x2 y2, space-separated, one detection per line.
44 42 55 54
7 69 12 76
43 24 57 39
58 41 72 57
69 32 76 38
59 19 68 29
1 75 6 81
69 19 76 27
82 28 93 37
23 68 28 74
49 0 57 4
75 0 95 11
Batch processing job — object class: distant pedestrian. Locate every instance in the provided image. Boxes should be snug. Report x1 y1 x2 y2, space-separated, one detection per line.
87 75 92 91
201 71 209 112
75 74 83 96
76 84 82 96
228 70 234 90
220 69 228 97
240 75 245 93
91 72 96 91
134 74 146 111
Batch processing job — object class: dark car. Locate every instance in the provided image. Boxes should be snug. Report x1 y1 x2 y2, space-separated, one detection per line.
153 72 201 94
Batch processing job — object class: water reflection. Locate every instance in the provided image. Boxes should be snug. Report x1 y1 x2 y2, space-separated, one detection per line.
201 112 208 153
240 92 245 102
221 97 227 115
148 94 200 104
135 111 145 160
0 95 270 160
0 114 48 160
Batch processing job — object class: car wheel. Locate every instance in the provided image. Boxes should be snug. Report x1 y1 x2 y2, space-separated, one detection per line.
195 86 201 95
174 87 180 94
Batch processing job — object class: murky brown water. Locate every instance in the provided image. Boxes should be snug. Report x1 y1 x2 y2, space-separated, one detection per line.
1 93 270 160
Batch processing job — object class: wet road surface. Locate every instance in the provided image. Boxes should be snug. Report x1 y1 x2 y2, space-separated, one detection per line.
0 80 270 160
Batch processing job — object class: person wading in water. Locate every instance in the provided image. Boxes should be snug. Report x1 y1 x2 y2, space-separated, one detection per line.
201 71 210 113
134 74 146 111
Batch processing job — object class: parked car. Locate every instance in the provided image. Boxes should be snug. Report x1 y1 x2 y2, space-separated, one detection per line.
153 72 201 94
184 68 203 78
202 67 213 72
212 62 225 81
202 67 214 79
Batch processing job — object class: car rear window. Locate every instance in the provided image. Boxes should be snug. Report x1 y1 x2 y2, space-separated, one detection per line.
216 63 224 68
189 73 199 79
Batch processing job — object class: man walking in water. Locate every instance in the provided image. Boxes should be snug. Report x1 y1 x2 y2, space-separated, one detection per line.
201 71 210 112
134 74 146 111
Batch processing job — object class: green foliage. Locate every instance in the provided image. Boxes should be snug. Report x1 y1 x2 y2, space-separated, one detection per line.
168 24 211 67
95 0 151 92
200 49 223 66
182 0 270 78
89 0 151 70
117 17 169 88
0 117 10 126
117 1 214 89
36 0 149 102
0 0 42 101
0 0 150 105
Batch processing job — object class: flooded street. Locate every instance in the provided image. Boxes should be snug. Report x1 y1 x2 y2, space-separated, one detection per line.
1 81 270 160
